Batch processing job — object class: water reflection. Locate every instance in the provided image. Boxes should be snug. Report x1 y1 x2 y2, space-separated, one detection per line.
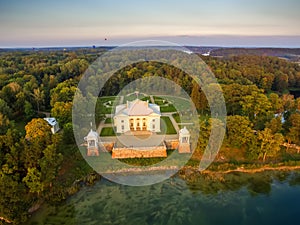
26 170 300 225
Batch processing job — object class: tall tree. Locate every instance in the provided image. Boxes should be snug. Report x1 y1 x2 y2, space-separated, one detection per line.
257 128 284 162
226 115 254 148
31 88 45 113
23 119 52 168
22 167 44 195
287 113 300 146
190 82 208 113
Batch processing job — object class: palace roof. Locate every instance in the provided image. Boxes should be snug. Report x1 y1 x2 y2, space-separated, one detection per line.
115 99 160 116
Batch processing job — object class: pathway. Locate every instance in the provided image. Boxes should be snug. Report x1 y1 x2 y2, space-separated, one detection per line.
150 95 155 104
97 119 113 134
119 96 124 104
161 112 180 132
167 114 180 133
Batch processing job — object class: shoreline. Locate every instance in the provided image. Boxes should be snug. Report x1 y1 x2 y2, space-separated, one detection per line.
187 165 300 174
96 163 300 175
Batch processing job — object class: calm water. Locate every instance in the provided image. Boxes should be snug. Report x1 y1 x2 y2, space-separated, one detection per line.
27 170 300 225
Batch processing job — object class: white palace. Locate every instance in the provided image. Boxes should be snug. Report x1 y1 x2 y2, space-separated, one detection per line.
113 99 161 133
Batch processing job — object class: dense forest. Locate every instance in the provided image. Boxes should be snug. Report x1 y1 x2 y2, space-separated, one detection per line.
208 48 300 61
0 48 300 224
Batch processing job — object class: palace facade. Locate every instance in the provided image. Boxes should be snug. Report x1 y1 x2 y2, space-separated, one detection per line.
113 99 161 133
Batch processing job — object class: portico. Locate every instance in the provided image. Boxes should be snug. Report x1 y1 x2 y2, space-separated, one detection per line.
114 99 161 133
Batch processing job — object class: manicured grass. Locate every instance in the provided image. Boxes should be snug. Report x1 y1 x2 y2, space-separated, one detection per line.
160 116 177 134
96 97 118 115
124 95 138 102
100 127 116 136
156 95 192 112
153 96 177 112
172 113 181 123
104 118 113 124
141 96 151 102
153 96 167 105
160 105 177 113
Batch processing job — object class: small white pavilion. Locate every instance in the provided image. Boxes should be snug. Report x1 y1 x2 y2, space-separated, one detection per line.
84 129 99 156
179 126 190 144
178 126 191 153
44 117 60 134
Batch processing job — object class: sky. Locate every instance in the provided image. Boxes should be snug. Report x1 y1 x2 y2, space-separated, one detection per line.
0 0 300 47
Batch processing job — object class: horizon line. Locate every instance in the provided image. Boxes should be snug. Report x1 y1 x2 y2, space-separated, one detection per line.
1 45 300 50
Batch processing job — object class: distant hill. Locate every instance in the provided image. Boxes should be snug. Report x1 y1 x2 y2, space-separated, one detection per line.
208 48 300 61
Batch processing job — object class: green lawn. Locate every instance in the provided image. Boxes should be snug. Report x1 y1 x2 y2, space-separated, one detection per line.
100 127 115 136
160 105 177 113
153 96 167 105
172 113 181 123
96 97 119 115
124 94 138 102
141 96 151 102
160 116 177 134
156 95 192 112
153 96 177 113
104 117 113 124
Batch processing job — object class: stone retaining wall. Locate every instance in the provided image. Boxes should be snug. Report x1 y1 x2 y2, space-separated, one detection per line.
100 142 114 152
112 146 167 159
165 140 179 149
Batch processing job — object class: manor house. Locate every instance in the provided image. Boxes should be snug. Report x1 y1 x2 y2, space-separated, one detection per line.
113 99 161 133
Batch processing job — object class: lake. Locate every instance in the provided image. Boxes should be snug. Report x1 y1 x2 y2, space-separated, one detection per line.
26 170 300 225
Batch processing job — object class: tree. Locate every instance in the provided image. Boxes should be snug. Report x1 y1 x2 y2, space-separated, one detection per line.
269 93 283 113
0 113 10 134
24 101 35 121
240 91 272 128
257 128 284 162
287 113 300 146
39 143 63 190
62 122 75 144
282 94 295 112
50 79 77 107
22 167 44 195
273 72 288 92
0 82 23 116
222 84 260 115
51 102 72 126
265 117 283 134
296 98 300 111
0 98 12 118
0 173 29 224
23 119 52 168
25 118 52 143
226 115 254 148
190 82 208 112
31 88 45 113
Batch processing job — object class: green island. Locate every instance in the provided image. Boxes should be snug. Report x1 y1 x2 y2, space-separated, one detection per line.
0 47 300 224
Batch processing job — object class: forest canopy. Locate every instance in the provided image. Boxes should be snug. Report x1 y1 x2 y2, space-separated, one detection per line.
0 47 300 224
